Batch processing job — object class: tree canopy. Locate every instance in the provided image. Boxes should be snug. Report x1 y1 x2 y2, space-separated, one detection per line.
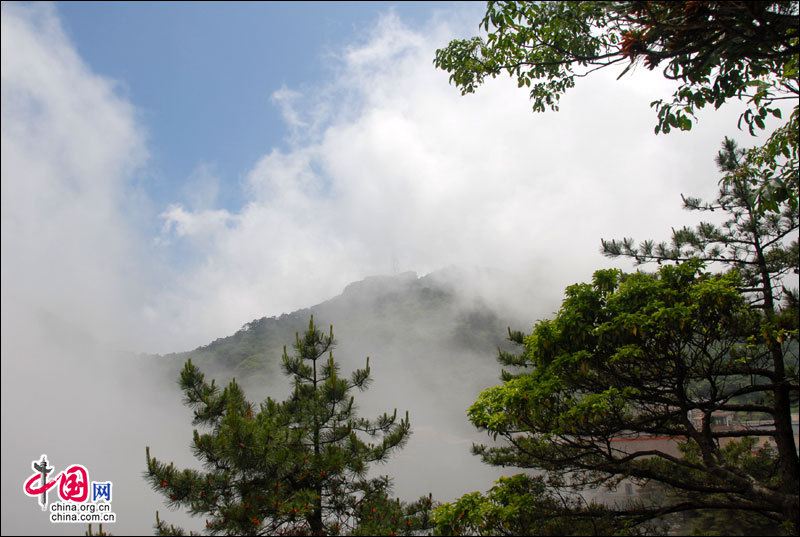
433 138 799 534
145 317 431 536
459 260 797 533
432 474 636 536
603 136 799 497
435 1 799 212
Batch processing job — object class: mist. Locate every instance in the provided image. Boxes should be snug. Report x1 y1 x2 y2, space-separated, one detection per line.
1 3 782 535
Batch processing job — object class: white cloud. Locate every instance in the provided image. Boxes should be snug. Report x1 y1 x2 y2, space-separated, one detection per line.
1 1 770 364
160 205 234 240
0 5 197 536
271 85 308 136
1 2 150 349
0 3 775 364
156 11 751 348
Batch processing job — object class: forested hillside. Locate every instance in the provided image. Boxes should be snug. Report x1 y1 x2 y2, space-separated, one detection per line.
159 268 517 386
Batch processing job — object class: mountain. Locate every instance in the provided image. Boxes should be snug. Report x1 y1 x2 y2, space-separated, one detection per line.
154 266 535 502
161 267 519 383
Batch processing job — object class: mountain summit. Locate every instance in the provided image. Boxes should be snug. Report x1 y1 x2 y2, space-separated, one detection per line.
162 266 519 382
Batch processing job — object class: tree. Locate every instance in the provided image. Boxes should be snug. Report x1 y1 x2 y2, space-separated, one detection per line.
432 474 642 536
434 1 799 211
145 317 432 536
602 137 799 491
438 139 799 534
462 261 797 533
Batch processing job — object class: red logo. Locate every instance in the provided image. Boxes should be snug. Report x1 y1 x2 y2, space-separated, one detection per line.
23 455 90 510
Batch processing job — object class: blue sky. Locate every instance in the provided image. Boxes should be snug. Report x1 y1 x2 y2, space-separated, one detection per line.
56 1 473 212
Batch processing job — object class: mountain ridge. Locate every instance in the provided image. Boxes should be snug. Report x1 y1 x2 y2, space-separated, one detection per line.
159 266 521 383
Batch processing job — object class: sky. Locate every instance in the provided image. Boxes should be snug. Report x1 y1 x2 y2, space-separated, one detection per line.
2 0 775 356
1 2 791 533
54 1 474 213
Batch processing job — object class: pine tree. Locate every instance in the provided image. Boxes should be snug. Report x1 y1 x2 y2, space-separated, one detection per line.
602 136 799 494
601 138 798 299
145 317 431 536
433 139 798 534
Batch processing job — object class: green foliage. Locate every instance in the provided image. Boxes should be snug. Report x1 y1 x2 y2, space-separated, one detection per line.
145 317 431 536
601 136 800 457
350 488 434 536
596 136 800 532
462 259 798 532
432 474 635 536
602 137 799 294
435 1 798 132
744 106 799 213
434 1 799 211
